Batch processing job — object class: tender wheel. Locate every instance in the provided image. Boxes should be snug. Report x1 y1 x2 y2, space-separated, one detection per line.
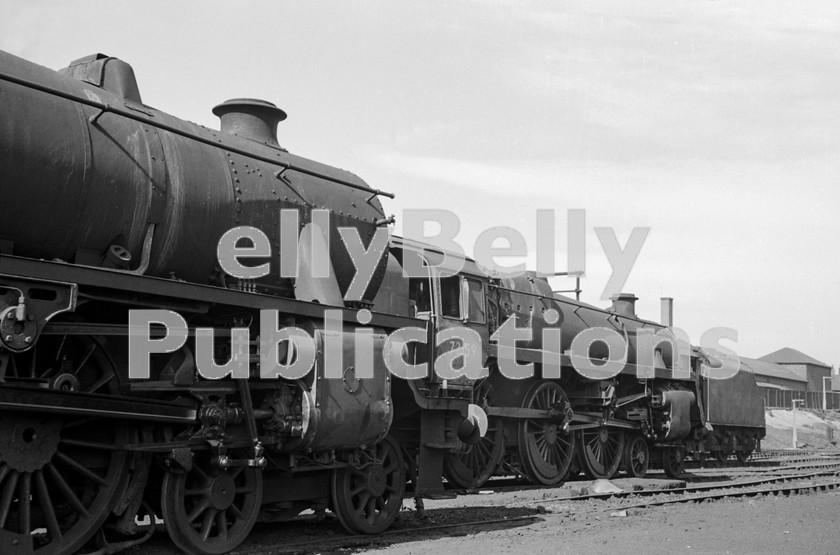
516 381 575 486
577 426 625 479
161 452 263 554
443 381 504 489
735 450 751 464
331 436 405 534
0 334 128 554
662 446 686 478
623 435 649 478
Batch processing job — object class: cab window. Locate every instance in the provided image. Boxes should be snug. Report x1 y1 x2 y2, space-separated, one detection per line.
440 276 461 318
465 278 486 324
409 278 432 314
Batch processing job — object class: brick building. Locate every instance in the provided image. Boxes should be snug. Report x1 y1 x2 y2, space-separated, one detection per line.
758 347 833 393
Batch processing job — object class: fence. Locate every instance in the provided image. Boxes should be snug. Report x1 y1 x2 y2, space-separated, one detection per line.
763 388 840 410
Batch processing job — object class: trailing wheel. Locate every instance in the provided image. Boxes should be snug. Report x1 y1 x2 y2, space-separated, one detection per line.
516 381 575 486
443 381 504 489
161 451 263 554
662 446 686 478
331 436 405 534
0 334 129 554
577 426 625 479
623 435 649 478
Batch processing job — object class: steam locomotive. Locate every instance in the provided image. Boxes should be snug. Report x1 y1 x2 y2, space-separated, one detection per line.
0 49 764 554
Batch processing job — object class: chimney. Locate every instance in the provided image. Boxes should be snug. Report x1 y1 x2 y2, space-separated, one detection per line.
212 98 286 147
660 297 674 327
610 293 638 318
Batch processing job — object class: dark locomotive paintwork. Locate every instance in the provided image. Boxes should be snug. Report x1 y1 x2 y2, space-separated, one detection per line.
701 361 766 456
0 50 388 302
0 49 766 554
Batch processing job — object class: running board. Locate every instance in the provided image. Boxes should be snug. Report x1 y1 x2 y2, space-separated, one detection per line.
0 385 197 423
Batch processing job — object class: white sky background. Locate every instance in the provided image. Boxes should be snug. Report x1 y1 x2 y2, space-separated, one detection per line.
2 1 838 368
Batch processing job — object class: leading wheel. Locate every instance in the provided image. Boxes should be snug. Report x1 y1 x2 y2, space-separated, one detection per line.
577 426 625 479
662 446 686 478
331 436 405 534
0 334 129 554
443 381 504 489
161 451 263 554
516 381 575 486
623 435 649 478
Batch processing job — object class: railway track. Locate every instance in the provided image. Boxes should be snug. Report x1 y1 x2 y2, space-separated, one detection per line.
751 449 840 460
225 465 840 554
524 468 840 505
686 452 840 469
611 479 840 511
436 453 840 496
689 459 840 477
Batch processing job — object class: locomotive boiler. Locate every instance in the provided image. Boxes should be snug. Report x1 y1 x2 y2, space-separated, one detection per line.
0 50 388 301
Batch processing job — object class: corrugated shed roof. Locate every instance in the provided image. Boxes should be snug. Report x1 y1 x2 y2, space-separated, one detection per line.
740 357 808 383
758 347 831 368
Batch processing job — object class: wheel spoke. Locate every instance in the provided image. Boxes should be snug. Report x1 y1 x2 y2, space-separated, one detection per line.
59 438 117 451
55 451 108 486
84 372 115 393
62 417 99 430
73 343 98 375
19 472 31 535
187 498 211 523
28 344 37 378
7 351 20 378
216 510 228 541
54 335 69 363
356 491 371 514
45 463 90 517
0 471 19 527
227 503 244 519
200 509 217 541
35 470 62 542
366 497 376 522
193 463 212 482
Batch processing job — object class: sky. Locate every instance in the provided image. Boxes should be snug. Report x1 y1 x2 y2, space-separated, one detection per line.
2 1 838 369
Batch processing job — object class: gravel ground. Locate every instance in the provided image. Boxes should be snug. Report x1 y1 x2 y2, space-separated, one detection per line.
368 490 840 555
